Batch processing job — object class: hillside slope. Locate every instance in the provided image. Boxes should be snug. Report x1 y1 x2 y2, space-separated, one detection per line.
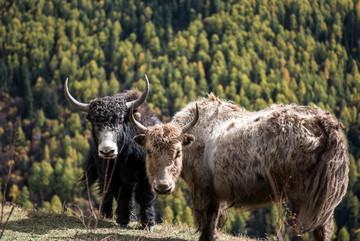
0 204 248 241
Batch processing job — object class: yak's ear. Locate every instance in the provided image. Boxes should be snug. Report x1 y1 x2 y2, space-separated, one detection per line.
133 111 141 120
133 134 146 147
182 134 195 147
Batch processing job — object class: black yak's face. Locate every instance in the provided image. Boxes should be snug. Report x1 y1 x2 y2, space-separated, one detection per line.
87 97 127 159
65 75 150 160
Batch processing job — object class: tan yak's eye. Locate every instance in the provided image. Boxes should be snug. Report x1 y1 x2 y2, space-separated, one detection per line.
146 149 151 155
175 150 181 158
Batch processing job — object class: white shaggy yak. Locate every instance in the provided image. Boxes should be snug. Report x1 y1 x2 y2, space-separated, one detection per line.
130 94 349 241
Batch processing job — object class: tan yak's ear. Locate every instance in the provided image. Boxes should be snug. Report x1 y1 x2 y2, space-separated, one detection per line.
133 111 141 120
182 134 195 147
133 134 146 147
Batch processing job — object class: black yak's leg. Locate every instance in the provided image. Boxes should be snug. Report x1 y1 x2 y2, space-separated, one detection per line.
135 178 156 231
115 183 133 227
101 191 113 219
195 201 221 241
313 215 334 241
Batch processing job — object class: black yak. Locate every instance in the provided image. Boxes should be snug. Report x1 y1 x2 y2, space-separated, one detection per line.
130 93 349 240
64 75 159 230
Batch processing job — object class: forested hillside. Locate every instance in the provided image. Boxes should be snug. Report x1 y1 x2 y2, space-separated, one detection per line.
0 0 360 239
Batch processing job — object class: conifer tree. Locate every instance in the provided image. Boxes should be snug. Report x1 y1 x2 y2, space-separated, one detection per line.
337 226 350 241
8 184 19 203
16 186 33 209
35 109 46 128
68 113 82 135
57 158 76 202
182 206 194 226
163 205 174 223
62 135 72 158
21 57 33 120
29 161 55 200
50 195 63 213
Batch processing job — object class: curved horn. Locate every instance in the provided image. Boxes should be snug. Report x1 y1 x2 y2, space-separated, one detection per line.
182 104 199 133
126 74 150 109
64 78 89 113
129 103 148 133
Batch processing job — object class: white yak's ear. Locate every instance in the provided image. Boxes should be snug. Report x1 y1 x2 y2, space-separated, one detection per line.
133 134 146 147
182 134 195 147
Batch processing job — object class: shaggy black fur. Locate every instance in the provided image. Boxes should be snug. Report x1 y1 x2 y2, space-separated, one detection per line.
82 90 159 229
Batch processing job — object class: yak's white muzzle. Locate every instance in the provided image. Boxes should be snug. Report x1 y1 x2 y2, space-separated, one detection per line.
98 130 118 159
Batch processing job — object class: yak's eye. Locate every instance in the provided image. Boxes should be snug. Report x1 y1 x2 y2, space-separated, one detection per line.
175 150 181 158
146 149 151 155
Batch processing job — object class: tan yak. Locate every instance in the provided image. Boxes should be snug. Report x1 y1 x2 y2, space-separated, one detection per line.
130 93 349 241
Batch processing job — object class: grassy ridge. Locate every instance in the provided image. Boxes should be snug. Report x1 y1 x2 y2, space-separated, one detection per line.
0 204 248 241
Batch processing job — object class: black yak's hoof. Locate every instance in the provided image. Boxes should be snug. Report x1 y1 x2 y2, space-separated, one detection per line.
130 212 138 222
118 223 129 229
144 225 154 232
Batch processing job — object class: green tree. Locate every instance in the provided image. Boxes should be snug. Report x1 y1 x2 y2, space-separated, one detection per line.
29 161 55 199
16 186 34 209
57 158 76 202
73 132 90 154
43 144 50 161
215 84 226 99
8 184 19 202
181 206 194 226
68 113 82 134
62 135 72 158
16 126 26 147
337 226 350 241
100 80 109 96
50 195 63 213
143 21 157 48
163 205 174 223
349 157 359 189
21 57 33 119
270 205 280 233
42 201 51 211
340 106 352 130
109 72 120 95
35 109 46 128
183 75 196 101
226 80 237 100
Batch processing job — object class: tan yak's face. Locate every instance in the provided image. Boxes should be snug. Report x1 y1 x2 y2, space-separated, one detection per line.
133 124 195 195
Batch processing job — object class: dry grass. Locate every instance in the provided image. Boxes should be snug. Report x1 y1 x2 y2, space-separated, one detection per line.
0 204 252 241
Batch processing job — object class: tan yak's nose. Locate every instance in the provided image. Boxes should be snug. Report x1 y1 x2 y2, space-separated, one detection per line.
154 179 173 195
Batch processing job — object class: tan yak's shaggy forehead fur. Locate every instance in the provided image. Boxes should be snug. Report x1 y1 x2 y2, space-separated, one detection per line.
144 124 183 152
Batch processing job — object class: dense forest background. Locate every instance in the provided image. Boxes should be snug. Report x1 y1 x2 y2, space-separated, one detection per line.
0 0 360 239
